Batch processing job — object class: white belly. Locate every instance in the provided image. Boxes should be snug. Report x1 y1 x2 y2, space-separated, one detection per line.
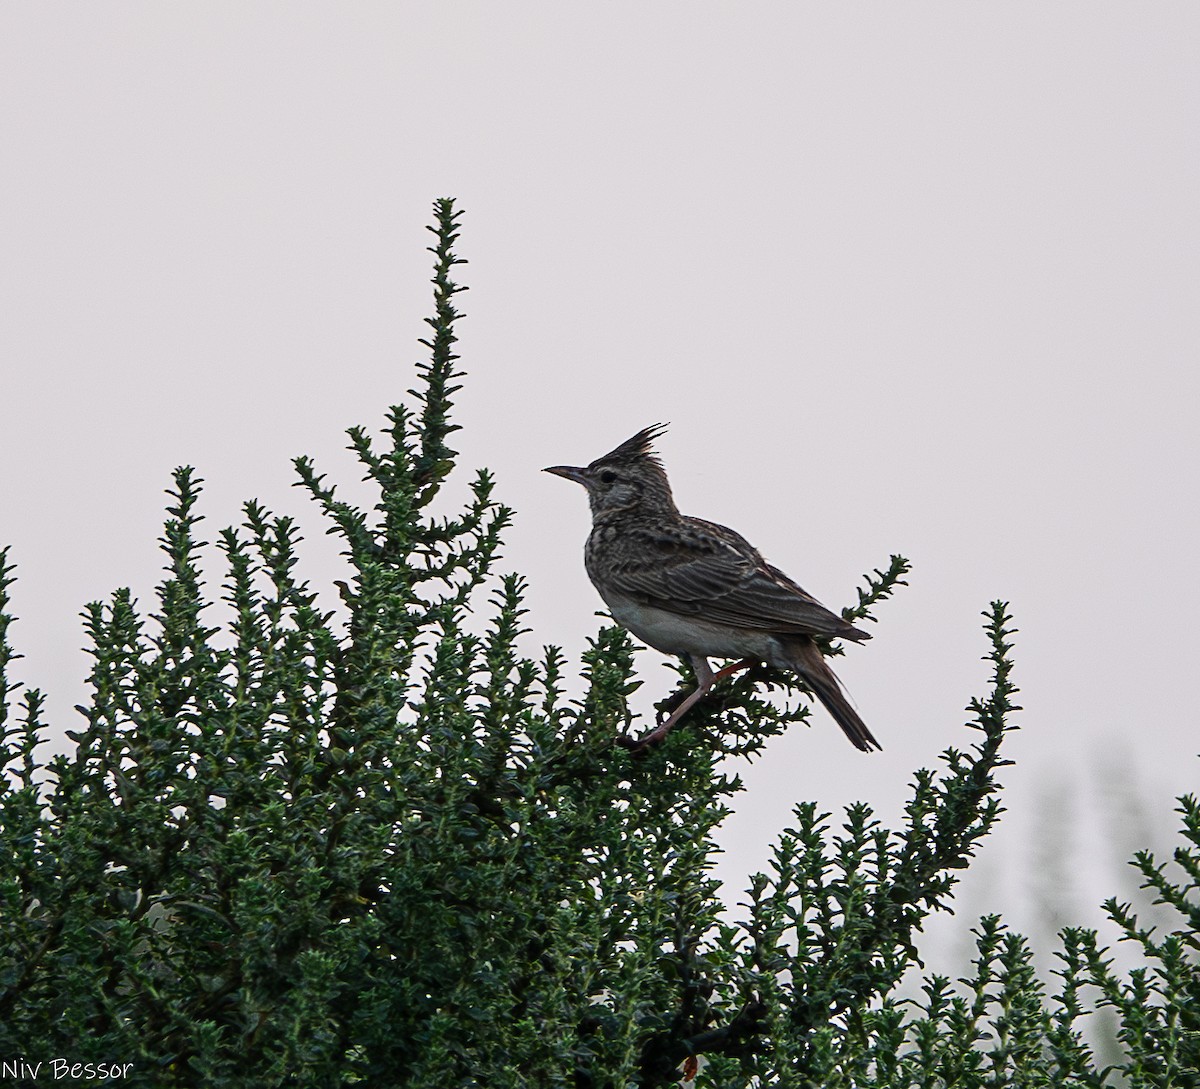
599 586 782 664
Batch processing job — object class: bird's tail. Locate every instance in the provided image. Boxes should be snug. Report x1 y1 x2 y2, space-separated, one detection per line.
785 638 881 753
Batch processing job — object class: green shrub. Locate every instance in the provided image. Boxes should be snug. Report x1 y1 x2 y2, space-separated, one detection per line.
1 200 1194 1088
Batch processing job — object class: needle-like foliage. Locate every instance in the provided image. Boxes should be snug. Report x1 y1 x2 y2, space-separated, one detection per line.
0 201 1195 1088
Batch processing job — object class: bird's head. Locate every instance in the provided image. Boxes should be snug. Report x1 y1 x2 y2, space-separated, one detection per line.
544 424 677 519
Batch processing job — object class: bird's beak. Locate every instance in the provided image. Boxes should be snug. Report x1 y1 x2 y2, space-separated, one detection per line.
543 464 590 487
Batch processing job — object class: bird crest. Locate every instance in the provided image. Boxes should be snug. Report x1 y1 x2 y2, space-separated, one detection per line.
590 423 669 469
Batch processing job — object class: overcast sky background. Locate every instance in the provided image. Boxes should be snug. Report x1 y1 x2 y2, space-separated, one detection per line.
3 4 1198 973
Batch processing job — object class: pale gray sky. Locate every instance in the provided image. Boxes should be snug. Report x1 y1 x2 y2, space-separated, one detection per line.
2 4 1198 966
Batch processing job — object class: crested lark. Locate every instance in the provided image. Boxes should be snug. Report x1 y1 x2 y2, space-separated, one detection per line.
545 425 879 752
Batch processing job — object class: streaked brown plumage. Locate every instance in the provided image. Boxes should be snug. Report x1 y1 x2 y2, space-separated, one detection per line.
545 424 879 751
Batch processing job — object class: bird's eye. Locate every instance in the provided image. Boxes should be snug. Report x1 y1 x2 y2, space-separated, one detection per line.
599 469 618 484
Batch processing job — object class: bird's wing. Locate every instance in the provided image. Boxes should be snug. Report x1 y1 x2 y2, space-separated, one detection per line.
603 519 868 641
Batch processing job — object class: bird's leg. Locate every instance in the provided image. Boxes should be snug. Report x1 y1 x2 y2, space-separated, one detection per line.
712 657 755 683
628 656 715 749
624 657 760 752
653 657 755 725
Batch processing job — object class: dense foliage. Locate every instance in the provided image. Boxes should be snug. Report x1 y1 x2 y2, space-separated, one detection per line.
1 201 1195 1087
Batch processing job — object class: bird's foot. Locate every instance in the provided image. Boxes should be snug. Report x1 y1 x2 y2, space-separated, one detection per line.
621 687 711 752
615 732 649 752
